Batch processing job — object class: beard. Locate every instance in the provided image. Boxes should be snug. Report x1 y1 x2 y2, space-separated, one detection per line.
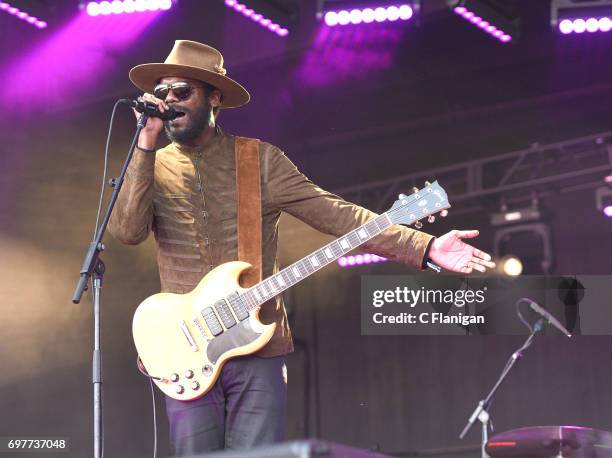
163 99 212 144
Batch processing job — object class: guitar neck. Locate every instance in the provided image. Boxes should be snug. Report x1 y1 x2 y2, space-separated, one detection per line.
240 213 393 311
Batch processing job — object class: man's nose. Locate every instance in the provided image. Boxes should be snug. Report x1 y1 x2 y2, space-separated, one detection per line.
164 89 179 103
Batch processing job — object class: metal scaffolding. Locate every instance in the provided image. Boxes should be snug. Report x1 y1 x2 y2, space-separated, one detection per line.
333 130 612 214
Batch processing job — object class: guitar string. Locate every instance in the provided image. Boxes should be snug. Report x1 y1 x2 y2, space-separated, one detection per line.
141 188 448 384
235 187 448 311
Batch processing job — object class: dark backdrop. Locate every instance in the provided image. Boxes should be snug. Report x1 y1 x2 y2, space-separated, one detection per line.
0 1 611 457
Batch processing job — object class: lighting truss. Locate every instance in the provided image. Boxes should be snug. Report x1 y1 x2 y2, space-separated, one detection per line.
331 131 612 217
224 0 299 37
0 1 47 28
84 0 173 16
551 0 612 34
447 0 519 43
317 1 420 27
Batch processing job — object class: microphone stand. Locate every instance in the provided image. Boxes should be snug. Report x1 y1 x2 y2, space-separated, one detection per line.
72 112 149 458
459 318 545 458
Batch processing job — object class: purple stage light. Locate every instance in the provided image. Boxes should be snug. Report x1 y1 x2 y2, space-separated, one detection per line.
324 11 337 26
605 206 612 217
225 1 290 37
338 10 350 25
350 9 362 24
453 3 513 43
362 8 375 22
337 254 388 267
573 18 586 33
557 16 612 34
1 9 161 116
374 7 387 22
0 1 48 29
398 4 412 20
600 17 612 32
85 0 174 15
559 18 573 34
386 6 400 21
585 17 599 32
323 3 415 27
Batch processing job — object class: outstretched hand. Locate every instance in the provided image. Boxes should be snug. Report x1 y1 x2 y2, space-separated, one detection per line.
428 230 495 274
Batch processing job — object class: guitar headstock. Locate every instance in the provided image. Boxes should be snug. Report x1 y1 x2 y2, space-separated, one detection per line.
387 181 451 228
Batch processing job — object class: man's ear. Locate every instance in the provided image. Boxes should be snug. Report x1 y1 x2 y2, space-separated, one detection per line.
209 89 222 108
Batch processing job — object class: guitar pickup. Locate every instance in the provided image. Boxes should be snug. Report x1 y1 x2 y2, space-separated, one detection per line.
201 307 223 336
214 299 237 329
227 292 249 321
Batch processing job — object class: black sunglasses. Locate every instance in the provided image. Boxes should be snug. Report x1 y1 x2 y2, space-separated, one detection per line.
153 81 194 101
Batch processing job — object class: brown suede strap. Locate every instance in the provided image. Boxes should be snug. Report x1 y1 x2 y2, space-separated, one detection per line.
235 137 262 287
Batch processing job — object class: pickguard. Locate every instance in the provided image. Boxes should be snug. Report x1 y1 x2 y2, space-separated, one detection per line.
206 318 262 364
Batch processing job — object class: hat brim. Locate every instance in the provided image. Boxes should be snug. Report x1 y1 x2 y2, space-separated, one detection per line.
129 63 250 109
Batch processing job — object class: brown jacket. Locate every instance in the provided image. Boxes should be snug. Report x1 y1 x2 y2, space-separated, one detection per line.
108 128 434 357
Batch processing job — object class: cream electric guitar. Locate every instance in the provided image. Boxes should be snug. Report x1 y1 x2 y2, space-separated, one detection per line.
133 181 450 401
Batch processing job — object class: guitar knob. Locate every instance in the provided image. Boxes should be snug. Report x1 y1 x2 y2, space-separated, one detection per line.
428 215 435 223
425 181 431 186
175 385 184 395
185 370 194 379
398 193 407 199
414 221 423 229
191 381 200 391
412 187 419 193
170 373 179 382
440 210 449 217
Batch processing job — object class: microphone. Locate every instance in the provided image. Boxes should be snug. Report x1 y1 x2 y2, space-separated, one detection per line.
523 298 572 337
121 99 180 121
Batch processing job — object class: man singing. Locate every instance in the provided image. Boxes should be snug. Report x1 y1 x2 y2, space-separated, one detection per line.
108 40 495 456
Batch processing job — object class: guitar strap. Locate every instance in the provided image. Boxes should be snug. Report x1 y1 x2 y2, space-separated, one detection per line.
235 137 263 287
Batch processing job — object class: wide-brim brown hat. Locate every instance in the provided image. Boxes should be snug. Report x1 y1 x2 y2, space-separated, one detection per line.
129 40 250 109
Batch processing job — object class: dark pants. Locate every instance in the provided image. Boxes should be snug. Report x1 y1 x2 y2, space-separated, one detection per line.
165 355 288 456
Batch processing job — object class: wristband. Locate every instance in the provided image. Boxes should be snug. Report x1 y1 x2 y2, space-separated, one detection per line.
136 145 157 154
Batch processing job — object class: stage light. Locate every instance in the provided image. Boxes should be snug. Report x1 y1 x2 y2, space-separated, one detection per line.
224 0 296 37
0 1 47 28
551 0 612 35
337 254 387 267
447 0 519 43
490 206 541 227
595 182 612 217
494 223 552 275
499 255 523 276
318 1 419 27
83 0 173 16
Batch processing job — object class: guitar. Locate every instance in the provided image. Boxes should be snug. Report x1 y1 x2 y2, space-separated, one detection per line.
133 181 450 400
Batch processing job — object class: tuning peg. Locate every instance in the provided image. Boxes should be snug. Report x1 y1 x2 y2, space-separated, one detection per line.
425 181 431 186
414 221 423 229
440 210 448 218
398 193 407 199
412 187 419 194
427 215 435 223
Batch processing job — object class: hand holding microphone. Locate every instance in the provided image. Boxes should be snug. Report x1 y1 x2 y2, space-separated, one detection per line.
121 94 179 151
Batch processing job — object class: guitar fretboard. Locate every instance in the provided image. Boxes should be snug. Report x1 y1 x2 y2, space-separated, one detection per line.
239 213 392 311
